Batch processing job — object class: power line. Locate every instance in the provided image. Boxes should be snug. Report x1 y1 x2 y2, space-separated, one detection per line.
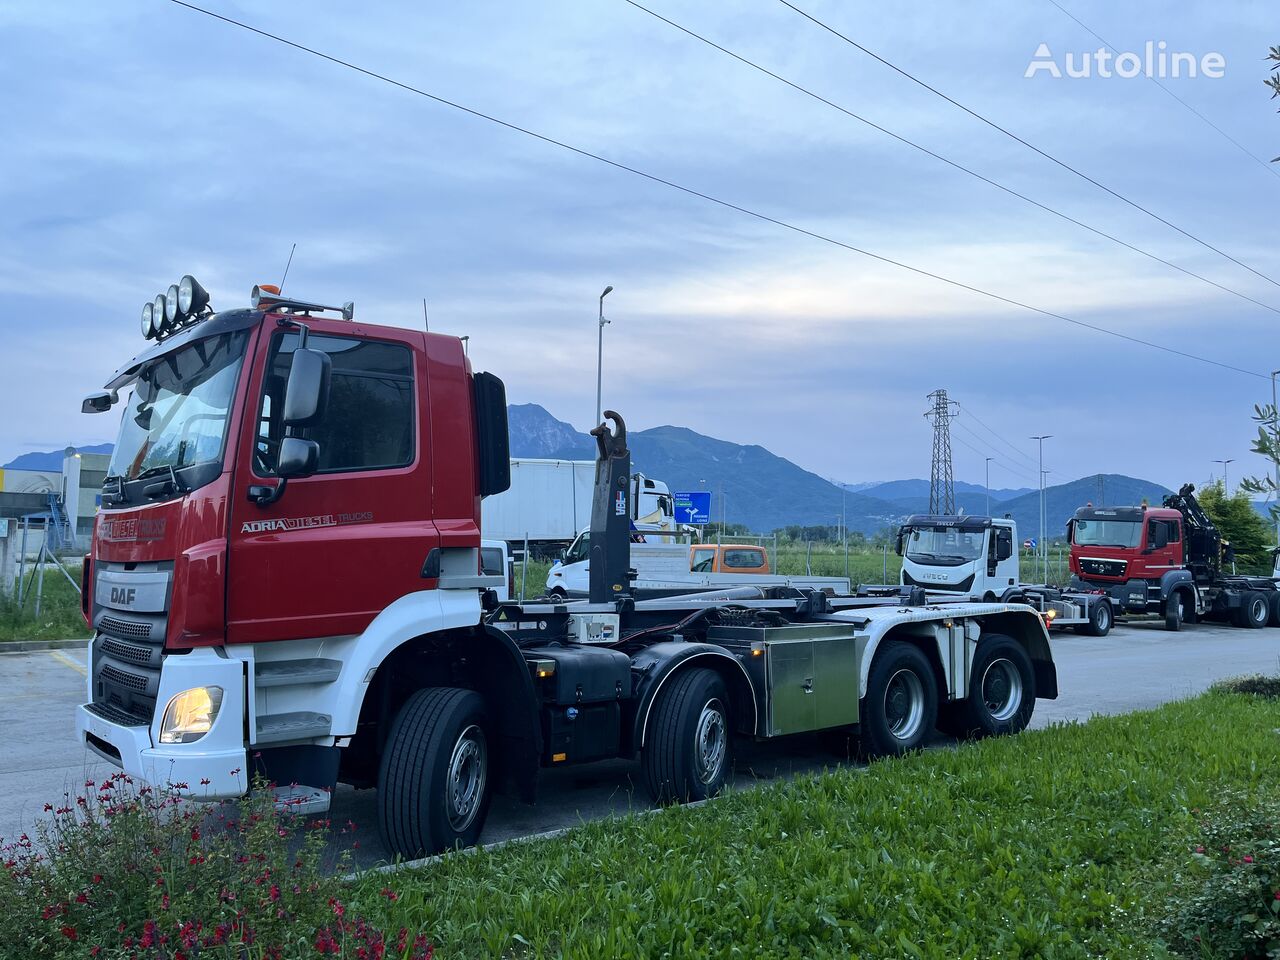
954 403 1040 467
1044 0 1280 183
622 0 1280 317
165 0 1271 382
775 0 1280 291
951 422 1039 481
950 432 1039 483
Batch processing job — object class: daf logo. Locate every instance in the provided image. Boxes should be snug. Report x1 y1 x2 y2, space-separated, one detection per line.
110 586 137 606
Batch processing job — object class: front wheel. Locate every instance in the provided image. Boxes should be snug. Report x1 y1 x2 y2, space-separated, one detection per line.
939 635 1035 740
1164 591 1184 632
377 688 492 859
860 642 938 758
643 668 732 804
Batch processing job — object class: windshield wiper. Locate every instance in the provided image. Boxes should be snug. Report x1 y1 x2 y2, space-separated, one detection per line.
136 464 187 499
101 474 127 504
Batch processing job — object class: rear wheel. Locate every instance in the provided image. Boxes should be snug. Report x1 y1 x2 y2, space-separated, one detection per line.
1267 591 1280 628
377 688 492 859
643 668 732 804
1234 591 1269 629
939 635 1035 740
1083 600 1112 637
860 642 938 758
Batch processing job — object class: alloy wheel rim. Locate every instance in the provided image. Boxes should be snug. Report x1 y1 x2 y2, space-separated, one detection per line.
694 698 728 784
446 724 487 832
884 668 926 741
981 658 1023 721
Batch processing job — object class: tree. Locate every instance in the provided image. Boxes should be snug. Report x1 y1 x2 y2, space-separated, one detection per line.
1237 402 1280 532
1197 481 1272 573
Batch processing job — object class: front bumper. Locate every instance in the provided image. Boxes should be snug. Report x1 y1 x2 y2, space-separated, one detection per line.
77 646 248 800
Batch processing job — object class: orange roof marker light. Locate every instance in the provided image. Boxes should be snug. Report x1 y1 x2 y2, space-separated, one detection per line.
251 283 355 321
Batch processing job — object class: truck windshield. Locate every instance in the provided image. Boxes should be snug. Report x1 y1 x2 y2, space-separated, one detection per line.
904 527 984 564
1072 519 1141 548
107 331 249 485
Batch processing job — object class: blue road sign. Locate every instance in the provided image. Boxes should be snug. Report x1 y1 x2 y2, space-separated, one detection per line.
673 491 712 525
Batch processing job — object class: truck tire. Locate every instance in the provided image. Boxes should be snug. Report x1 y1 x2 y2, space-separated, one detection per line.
1083 600 1112 637
1267 591 1280 628
377 687 492 859
938 635 1035 740
643 667 732 805
1233 591 1270 629
859 642 938 759
1163 591 1184 632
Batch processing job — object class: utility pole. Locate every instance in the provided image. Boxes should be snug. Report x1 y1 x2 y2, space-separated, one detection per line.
1031 435 1052 583
925 389 959 514
985 457 993 517
1040 469 1051 583
596 286 614 425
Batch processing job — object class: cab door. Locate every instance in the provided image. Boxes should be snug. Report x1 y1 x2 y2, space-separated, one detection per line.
226 323 437 644
1143 517 1180 578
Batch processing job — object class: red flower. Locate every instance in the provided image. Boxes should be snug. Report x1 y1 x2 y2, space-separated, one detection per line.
1244 855 1255 863
61 926 78 941
75 892 88 904
200 778 211 786
90 947 101 957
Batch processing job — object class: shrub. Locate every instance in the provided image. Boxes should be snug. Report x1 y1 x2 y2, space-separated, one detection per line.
0 772 431 959
1211 675 1280 699
1161 792 1280 959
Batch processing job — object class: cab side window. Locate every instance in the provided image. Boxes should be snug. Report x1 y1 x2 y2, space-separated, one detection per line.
256 332 415 476
722 549 765 569
692 549 716 572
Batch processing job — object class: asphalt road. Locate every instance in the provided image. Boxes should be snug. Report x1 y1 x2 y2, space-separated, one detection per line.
2 620 1277 868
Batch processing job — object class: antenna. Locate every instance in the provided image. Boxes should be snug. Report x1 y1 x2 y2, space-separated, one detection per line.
279 243 297 292
423 298 429 332
924 388 959 515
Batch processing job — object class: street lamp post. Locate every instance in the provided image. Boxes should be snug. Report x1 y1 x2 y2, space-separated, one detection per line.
460 335 469 357
595 285 613 426
1213 458 1235 493
985 457 993 517
1031 436 1052 583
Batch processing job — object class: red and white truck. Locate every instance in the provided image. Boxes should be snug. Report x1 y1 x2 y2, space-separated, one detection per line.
77 279 1059 858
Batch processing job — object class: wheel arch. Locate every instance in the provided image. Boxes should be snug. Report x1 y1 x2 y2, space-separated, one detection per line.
975 610 1058 700
343 609 541 801
631 643 758 752
1158 569 1195 601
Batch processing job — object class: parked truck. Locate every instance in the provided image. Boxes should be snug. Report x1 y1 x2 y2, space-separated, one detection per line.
897 514 1115 635
1067 485 1280 630
480 458 675 556
76 278 1060 859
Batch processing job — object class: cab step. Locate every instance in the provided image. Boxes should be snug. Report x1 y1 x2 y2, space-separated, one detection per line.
271 784 331 815
255 711 331 744
254 658 342 688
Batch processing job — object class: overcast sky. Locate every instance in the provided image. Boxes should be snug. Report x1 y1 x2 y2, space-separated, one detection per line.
1 0 1277 491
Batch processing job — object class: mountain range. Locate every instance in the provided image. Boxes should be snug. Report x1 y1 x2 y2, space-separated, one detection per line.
7 406 1175 538
506 404 1170 537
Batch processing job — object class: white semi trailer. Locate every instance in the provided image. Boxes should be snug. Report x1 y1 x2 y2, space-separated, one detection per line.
481 458 676 554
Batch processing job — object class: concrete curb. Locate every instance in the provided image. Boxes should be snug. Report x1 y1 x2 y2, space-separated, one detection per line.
0 638 91 653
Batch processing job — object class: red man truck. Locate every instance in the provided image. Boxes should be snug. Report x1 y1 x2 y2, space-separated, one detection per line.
77 278 1059 858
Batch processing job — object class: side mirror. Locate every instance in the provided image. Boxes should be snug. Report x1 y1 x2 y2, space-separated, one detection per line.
81 390 116 414
282 348 331 426
894 530 905 556
276 437 320 479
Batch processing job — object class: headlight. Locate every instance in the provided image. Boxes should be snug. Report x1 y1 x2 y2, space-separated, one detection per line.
178 275 209 315
159 686 224 744
165 283 182 324
141 301 155 339
153 294 168 333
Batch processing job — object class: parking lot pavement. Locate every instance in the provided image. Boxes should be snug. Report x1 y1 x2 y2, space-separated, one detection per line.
2 620 1276 867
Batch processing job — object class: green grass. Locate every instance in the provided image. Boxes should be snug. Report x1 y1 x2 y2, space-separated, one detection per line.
0 561 89 642
352 692 1280 959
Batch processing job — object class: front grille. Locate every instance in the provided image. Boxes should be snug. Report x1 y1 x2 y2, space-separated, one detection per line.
86 699 150 728
1079 558 1127 579
100 636 159 668
101 662 148 693
99 614 153 641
